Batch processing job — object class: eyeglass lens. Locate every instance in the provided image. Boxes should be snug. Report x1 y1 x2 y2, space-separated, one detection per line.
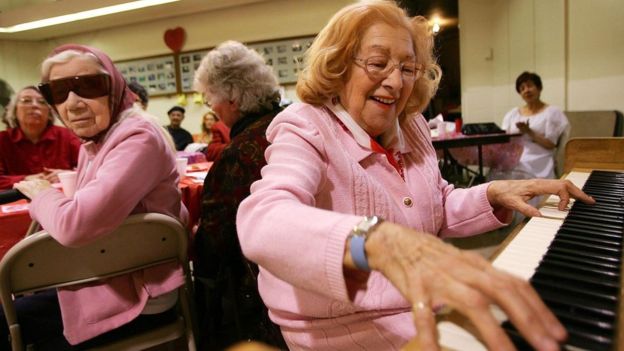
18 97 48 106
357 56 420 79
39 74 111 105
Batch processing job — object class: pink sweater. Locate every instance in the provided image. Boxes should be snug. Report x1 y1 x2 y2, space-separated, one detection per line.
30 110 188 344
237 103 508 350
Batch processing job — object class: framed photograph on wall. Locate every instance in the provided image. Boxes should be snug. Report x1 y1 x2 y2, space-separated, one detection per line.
248 35 315 85
178 49 210 93
116 54 177 96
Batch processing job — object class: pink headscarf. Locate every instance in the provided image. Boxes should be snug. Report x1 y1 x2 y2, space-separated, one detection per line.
42 44 135 135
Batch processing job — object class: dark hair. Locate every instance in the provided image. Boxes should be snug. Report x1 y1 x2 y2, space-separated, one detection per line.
167 106 185 115
515 71 542 93
128 81 148 105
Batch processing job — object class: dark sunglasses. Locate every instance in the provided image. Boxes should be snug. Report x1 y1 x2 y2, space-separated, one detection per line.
38 74 111 105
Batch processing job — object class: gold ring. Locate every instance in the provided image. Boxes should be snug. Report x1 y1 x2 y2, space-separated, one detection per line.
414 301 428 311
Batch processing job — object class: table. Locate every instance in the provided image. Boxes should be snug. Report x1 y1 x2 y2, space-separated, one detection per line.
0 200 31 260
432 132 522 185
0 162 213 260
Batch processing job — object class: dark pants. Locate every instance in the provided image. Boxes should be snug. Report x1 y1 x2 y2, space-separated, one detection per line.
0 289 176 350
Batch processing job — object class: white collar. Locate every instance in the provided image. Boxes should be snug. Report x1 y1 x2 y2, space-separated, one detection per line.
324 99 407 152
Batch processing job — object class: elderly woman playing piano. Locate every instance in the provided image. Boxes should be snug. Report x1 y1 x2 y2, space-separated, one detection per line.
235 1 595 351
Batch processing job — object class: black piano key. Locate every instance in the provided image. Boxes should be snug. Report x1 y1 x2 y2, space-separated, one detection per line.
558 223 623 241
537 288 616 319
556 230 622 247
550 237 621 258
531 276 617 310
542 296 616 322
560 219 624 235
541 252 620 275
548 246 620 265
533 267 619 292
538 256 620 280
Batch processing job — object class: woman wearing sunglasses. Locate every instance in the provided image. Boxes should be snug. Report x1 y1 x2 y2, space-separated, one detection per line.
6 44 189 349
0 86 80 190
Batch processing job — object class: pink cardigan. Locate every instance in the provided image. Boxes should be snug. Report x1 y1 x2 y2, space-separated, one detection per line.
30 110 188 344
237 103 509 350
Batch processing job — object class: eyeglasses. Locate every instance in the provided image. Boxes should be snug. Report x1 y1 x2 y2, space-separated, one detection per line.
353 56 423 81
17 97 48 106
38 74 111 105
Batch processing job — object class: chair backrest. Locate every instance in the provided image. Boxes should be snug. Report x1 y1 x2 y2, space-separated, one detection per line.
556 110 623 176
563 137 624 174
0 213 196 351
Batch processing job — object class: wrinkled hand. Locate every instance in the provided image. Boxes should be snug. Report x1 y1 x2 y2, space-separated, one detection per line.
13 179 52 199
41 168 66 183
516 121 531 134
487 179 595 217
365 222 567 351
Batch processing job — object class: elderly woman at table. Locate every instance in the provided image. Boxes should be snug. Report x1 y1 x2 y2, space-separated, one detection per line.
502 71 569 179
192 40 285 348
5 44 188 349
236 1 594 350
0 86 80 190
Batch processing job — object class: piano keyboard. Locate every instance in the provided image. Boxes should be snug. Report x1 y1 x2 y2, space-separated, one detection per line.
438 170 624 351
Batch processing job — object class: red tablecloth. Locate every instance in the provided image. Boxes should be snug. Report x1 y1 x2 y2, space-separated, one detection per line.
0 200 31 260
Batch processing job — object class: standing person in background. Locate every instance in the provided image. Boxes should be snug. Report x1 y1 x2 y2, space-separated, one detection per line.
128 81 149 110
6 44 188 350
165 105 193 150
502 71 569 179
0 86 80 189
192 40 285 349
236 1 593 350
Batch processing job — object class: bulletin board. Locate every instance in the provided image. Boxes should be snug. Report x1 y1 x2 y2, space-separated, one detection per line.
178 50 209 92
248 35 315 85
116 55 177 96
114 35 316 96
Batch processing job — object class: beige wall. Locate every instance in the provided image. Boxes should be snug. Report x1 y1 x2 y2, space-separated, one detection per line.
0 0 351 132
459 0 624 125
3 0 622 132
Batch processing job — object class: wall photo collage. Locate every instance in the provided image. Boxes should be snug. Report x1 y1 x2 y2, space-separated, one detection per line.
115 35 315 97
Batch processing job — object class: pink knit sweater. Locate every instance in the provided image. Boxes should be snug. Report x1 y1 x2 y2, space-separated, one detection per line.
30 111 188 344
237 102 508 350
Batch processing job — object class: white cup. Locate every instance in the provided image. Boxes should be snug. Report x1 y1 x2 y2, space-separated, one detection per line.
176 158 188 178
58 171 78 198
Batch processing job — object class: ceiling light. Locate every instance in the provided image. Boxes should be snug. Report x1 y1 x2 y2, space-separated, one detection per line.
0 0 179 33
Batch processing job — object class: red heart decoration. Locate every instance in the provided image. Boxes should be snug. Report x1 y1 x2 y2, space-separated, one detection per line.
164 27 185 53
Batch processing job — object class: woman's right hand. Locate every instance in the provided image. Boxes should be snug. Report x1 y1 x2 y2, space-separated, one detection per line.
363 221 566 351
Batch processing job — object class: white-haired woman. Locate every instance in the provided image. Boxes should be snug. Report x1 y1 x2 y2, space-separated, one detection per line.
192 40 285 349
5 44 188 349
0 86 80 189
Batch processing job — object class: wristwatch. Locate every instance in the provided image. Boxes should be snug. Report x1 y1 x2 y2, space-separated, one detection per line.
349 216 383 271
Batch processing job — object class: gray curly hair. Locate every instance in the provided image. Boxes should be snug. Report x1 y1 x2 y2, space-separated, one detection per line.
193 41 280 115
4 86 55 129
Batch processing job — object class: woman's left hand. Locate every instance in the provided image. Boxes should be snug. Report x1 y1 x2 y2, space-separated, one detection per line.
486 179 595 217
41 168 66 183
13 179 52 200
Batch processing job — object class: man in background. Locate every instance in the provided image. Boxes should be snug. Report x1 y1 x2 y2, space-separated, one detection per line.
165 106 193 151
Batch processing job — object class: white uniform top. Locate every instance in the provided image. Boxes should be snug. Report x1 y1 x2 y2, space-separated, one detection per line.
502 105 569 178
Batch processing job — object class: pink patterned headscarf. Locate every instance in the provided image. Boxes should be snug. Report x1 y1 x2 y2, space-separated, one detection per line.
42 44 135 129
